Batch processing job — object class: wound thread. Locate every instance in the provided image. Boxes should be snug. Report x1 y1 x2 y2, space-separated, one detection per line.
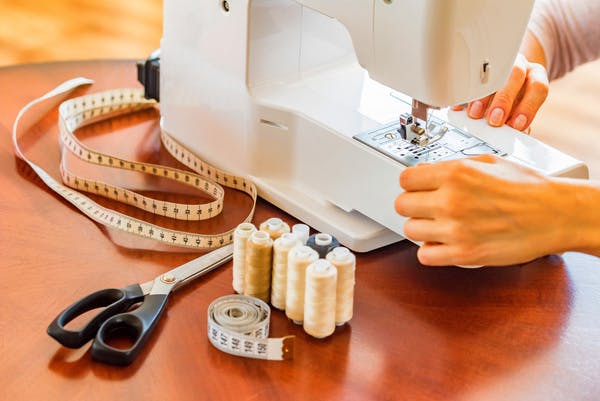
271 233 301 310
291 223 310 245
285 245 319 324
259 217 290 240
244 231 273 302
232 222 257 294
326 247 356 325
303 259 337 339
306 232 340 258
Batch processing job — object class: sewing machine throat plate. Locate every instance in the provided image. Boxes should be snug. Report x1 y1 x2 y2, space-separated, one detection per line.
353 118 505 167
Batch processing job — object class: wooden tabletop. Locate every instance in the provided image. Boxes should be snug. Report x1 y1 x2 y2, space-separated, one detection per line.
1 60 599 401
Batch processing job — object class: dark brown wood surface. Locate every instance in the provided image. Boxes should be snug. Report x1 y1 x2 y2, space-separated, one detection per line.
1 60 599 401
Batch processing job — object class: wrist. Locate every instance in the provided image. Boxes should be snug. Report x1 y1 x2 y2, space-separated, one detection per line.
552 178 600 255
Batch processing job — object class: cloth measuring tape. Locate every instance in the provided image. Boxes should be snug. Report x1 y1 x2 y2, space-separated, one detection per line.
207 295 294 360
13 78 294 361
12 77 257 251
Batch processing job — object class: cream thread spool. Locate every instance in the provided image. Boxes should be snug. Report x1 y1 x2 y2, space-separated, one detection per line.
259 217 290 240
285 245 319 324
271 233 301 310
291 223 310 245
232 222 257 294
244 231 273 302
306 232 340 258
326 247 356 326
303 259 337 339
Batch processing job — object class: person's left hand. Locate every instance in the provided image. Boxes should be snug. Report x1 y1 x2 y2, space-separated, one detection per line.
394 155 571 266
453 54 549 132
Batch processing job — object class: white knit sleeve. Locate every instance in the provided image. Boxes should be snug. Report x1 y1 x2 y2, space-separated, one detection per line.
528 0 600 80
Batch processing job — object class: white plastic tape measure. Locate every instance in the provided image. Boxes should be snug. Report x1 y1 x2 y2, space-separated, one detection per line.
12 78 257 251
207 295 294 360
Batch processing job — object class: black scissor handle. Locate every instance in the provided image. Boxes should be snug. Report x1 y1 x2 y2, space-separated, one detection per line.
91 293 169 366
47 284 145 349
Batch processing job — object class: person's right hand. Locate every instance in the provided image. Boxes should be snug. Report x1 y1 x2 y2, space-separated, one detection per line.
454 53 549 132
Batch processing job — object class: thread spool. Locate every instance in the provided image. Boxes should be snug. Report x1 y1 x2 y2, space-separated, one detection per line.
271 233 301 310
306 233 340 258
244 231 273 302
232 222 257 294
303 259 337 339
291 223 310 245
326 247 356 326
259 217 290 240
285 245 319 324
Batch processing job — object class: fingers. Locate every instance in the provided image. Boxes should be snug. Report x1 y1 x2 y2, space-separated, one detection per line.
456 54 549 130
454 95 493 120
399 156 499 193
399 164 446 192
486 54 528 127
505 62 549 132
466 154 498 164
402 218 447 242
394 192 438 219
467 94 493 119
416 243 455 266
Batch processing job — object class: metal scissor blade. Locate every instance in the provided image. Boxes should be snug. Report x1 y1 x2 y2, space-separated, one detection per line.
165 244 234 290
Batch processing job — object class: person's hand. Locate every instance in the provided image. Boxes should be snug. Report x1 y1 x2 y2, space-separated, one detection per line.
453 54 549 132
394 155 574 266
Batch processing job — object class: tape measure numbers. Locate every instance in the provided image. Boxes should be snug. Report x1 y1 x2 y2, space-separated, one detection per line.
208 295 294 360
12 78 257 251
14 79 294 361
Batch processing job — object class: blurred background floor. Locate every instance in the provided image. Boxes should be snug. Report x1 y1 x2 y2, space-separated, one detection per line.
0 0 597 178
0 0 161 65
534 60 600 180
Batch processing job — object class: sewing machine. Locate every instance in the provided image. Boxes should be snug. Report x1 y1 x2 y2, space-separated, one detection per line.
160 0 588 252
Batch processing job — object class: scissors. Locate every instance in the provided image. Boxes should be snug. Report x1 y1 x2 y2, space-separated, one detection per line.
47 244 233 366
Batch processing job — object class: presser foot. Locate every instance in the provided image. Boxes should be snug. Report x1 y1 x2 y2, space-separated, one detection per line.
398 112 449 147
353 114 505 167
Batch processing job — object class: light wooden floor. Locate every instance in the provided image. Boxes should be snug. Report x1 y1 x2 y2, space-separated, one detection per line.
0 0 162 65
533 60 600 179
1 0 597 178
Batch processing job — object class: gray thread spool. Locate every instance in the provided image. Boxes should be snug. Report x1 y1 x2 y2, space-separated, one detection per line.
306 233 339 258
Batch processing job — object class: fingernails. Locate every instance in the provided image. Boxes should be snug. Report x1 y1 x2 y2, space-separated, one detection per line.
489 108 505 126
513 114 528 131
468 100 484 118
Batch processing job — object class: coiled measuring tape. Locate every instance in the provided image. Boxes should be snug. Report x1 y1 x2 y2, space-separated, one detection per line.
12 78 257 251
13 79 294 360
207 295 294 360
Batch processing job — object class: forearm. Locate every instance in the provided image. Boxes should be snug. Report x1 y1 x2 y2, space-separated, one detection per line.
552 178 600 257
520 30 547 68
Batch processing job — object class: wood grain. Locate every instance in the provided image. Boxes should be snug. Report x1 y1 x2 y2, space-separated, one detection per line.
1 61 600 401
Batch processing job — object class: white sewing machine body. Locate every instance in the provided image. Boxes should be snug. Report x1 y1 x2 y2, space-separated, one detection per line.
160 0 588 252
